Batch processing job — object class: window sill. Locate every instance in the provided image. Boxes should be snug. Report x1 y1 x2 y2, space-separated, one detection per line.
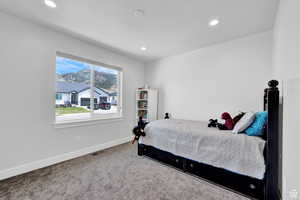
54 115 124 129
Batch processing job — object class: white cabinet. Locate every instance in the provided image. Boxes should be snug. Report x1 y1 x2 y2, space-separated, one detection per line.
136 88 158 122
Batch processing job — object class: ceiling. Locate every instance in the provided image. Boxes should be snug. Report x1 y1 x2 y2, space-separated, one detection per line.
0 0 279 62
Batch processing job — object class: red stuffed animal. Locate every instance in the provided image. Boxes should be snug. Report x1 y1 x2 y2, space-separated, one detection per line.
217 112 234 130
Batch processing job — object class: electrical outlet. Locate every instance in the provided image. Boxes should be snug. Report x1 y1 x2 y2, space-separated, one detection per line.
289 189 298 199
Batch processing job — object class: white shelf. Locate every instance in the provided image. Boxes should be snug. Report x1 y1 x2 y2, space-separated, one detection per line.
136 88 158 122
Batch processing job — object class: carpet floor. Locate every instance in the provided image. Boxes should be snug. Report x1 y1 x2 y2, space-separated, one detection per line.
0 143 249 200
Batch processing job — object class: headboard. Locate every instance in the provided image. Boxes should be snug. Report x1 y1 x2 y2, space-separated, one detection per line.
264 80 280 200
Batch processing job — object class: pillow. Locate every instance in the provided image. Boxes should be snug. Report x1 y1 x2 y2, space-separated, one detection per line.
245 111 268 136
232 112 256 134
232 112 245 126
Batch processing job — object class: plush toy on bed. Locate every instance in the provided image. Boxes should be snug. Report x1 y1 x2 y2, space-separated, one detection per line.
208 119 218 127
164 113 170 119
217 112 234 130
131 117 148 144
208 112 234 130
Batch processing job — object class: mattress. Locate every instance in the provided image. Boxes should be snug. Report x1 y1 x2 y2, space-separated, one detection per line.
139 119 266 179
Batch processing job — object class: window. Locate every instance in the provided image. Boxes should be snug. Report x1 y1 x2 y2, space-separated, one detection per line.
56 93 62 100
55 52 122 123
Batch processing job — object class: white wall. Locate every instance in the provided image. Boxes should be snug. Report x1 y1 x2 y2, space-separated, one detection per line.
273 0 300 198
145 32 273 121
273 0 300 80
55 93 69 105
0 12 144 178
78 89 93 105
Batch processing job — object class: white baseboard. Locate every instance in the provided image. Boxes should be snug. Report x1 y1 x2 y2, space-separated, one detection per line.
0 136 131 181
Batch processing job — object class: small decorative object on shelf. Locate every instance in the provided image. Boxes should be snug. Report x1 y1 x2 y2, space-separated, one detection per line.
138 110 147 119
136 87 158 122
138 101 148 109
139 91 148 99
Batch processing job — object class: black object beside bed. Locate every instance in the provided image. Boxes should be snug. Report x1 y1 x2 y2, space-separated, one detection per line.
137 80 280 200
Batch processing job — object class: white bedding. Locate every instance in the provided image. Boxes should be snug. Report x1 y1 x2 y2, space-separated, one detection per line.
139 119 266 179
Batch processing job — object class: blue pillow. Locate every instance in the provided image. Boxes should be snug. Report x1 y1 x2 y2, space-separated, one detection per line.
245 111 268 136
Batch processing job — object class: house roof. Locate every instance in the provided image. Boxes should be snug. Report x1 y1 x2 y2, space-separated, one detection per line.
109 92 117 96
56 81 109 96
57 81 89 93
100 88 118 96
94 88 110 96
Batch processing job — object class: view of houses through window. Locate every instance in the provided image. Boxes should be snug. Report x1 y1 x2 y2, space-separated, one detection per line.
55 54 121 122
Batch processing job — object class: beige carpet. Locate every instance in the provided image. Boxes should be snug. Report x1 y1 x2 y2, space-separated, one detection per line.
0 143 249 200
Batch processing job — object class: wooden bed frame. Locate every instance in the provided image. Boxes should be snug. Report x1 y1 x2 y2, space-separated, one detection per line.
137 80 280 200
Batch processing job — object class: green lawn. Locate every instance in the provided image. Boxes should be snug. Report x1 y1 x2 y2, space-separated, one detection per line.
56 107 90 116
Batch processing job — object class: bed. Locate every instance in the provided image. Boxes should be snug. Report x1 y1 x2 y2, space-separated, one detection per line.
137 80 280 200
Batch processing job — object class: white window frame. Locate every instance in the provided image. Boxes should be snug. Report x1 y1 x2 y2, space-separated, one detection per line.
55 52 123 127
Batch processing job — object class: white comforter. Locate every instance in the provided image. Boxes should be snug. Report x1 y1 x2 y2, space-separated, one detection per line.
139 119 266 179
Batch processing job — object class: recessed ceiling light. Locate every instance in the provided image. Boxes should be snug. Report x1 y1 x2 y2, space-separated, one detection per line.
209 19 220 27
140 46 147 51
44 0 56 8
134 9 145 17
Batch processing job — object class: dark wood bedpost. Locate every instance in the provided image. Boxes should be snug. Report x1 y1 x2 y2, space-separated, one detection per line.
137 117 146 156
264 88 268 111
265 80 280 200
